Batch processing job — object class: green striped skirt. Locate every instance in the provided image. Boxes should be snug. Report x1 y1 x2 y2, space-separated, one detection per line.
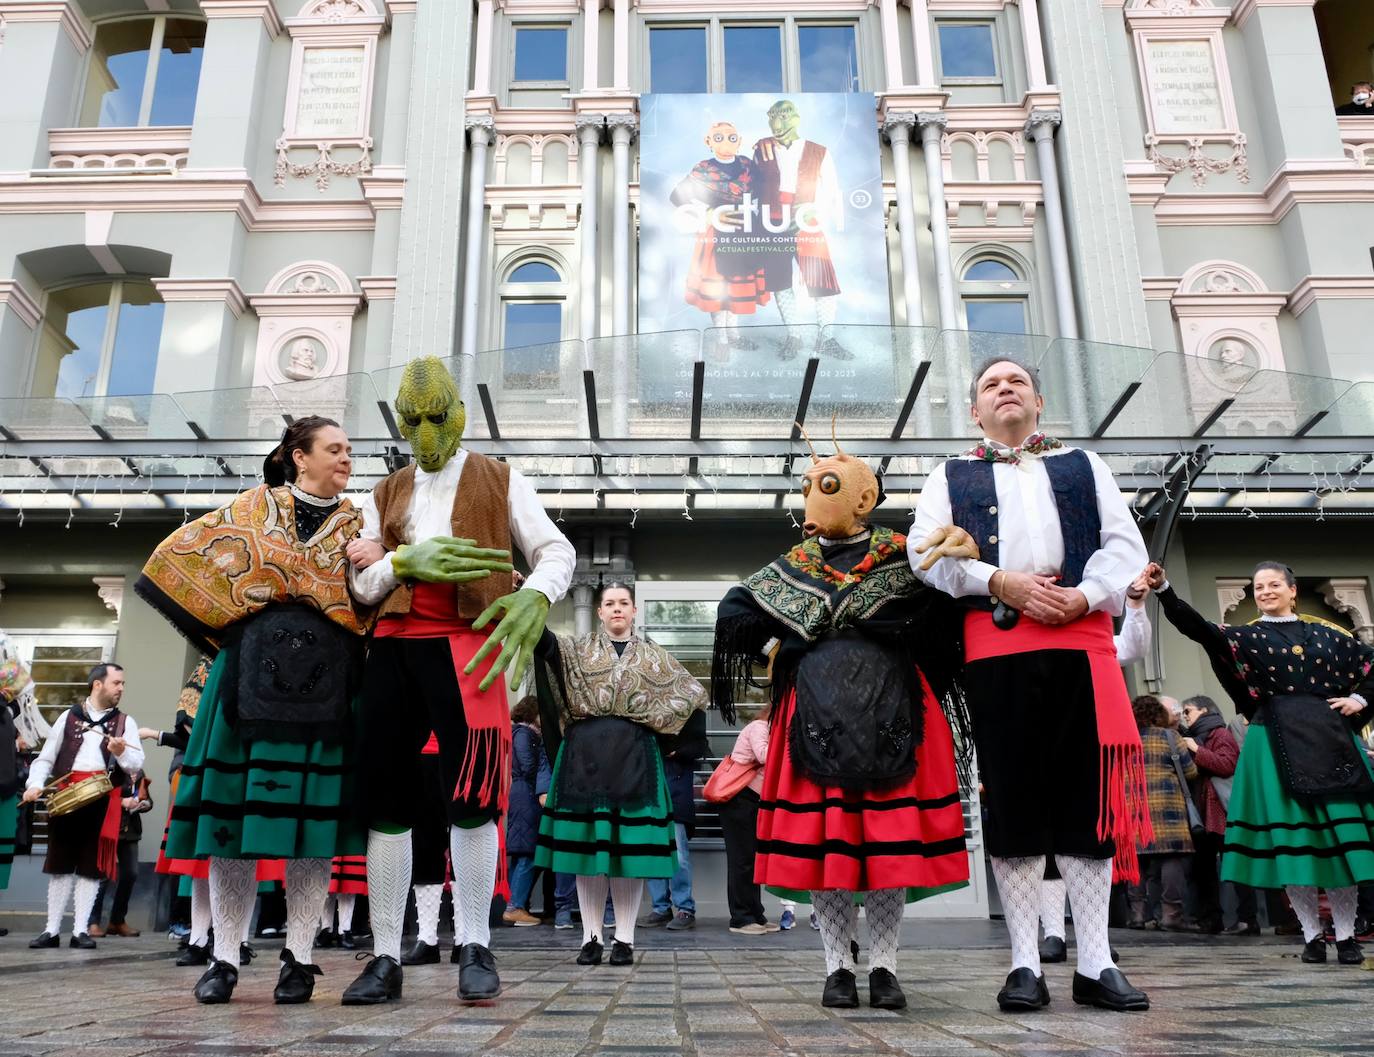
0 793 16 890
534 722 677 879
165 644 364 862
1220 724 1374 889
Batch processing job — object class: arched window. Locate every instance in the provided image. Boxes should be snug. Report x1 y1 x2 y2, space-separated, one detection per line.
959 254 1031 334
34 281 164 398
498 258 567 390
80 17 206 127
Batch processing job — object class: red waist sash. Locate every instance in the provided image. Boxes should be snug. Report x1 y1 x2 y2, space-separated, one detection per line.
964 610 1153 882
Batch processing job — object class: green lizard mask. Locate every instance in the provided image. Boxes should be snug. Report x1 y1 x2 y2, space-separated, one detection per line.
768 100 800 146
394 356 465 474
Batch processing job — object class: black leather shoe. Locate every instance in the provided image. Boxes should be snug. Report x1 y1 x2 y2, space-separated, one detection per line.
1301 937 1328 964
1224 920 1261 936
1039 935 1067 963
274 949 323 1004
401 940 440 965
340 930 358 950
69 933 96 949
176 942 210 967
29 932 59 949
457 943 501 1000
1336 938 1364 965
576 940 603 966
608 940 634 966
997 967 1049 1011
342 954 403 1005
822 968 859 1008
1071 968 1149 1011
868 968 906 1010
239 942 256 967
315 927 338 949
194 959 239 1004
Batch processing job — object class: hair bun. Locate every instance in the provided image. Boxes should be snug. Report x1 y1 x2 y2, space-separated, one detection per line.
262 444 288 487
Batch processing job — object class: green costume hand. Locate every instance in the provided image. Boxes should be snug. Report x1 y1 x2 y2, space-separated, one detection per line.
465 588 550 693
393 536 514 584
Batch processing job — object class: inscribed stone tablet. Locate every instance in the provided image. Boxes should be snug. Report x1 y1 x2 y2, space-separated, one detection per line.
295 46 366 138
1144 38 1226 134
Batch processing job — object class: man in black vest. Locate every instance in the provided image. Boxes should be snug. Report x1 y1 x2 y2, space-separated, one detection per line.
909 359 1151 1013
23 663 144 950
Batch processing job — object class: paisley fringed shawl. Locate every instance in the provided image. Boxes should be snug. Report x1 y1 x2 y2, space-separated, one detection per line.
553 629 707 736
135 484 370 655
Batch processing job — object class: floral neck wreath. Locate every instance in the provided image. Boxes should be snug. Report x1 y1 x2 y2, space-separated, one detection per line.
788 528 907 587
965 431 1063 465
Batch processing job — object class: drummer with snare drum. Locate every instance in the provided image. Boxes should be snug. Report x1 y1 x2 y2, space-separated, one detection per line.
22 662 143 950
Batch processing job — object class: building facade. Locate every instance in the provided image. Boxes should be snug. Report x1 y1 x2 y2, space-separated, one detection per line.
1 0 1373 917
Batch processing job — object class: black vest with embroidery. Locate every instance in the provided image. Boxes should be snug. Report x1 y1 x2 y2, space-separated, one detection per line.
52 705 128 787
947 448 1100 611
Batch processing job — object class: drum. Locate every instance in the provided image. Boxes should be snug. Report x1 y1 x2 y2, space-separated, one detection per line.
46 772 113 817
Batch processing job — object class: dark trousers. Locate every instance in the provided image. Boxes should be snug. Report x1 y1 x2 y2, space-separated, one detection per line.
91 841 140 926
1192 831 1223 929
718 789 766 927
1128 854 1188 927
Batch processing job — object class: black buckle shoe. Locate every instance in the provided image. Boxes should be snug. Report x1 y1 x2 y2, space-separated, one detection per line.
274 949 323 1004
1071 968 1149 1011
1039 935 1068 963
342 953 403 1005
1336 938 1364 965
576 940 603 966
997 967 1050 1011
194 959 239 1004
868 968 906 1010
401 939 440 965
1301 937 1328 964
608 940 634 966
69 933 97 949
29 931 60 949
457 943 501 1000
176 942 210 967
822 968 859 1008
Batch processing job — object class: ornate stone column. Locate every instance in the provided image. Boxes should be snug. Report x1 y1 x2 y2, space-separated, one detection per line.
608 114 637 338
576 114 605 343
1025 109 1079 340
882 113 923 326
917 112 956 329
572 574 599 637
459 117 495 375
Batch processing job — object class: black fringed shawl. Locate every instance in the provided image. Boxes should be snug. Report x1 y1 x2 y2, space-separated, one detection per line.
711 527 975 794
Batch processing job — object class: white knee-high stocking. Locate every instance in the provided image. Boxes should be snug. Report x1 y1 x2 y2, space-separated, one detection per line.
414 884 443 946
1329 886 1358 942
337 892 356 932
1040 877 1068 940
990 855 1045 975
366 829 413 962
1056 855 1115 980
1287 884 1322 942
449 821 498 948
45 874 75 936
811 889 859 975
285 857 331 965
608 877 643 946
209 857 257 964
864 888 905 973
72 877 100 936
190 875 211 947
576 875 610 946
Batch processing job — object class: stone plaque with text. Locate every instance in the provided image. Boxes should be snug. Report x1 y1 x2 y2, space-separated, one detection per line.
1144 38 1226 133
294 45 366 139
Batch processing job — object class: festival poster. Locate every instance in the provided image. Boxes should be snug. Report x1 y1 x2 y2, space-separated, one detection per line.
637 92 893 405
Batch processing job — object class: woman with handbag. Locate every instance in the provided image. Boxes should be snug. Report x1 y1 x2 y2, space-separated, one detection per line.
1147 561 1374 966
1126 695 1198 931
708 707 774 934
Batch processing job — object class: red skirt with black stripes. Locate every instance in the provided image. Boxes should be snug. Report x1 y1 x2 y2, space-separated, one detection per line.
329 854 368 895
755 674 970 894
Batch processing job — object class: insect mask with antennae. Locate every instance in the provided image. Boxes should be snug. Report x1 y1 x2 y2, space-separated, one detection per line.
796 416 882 539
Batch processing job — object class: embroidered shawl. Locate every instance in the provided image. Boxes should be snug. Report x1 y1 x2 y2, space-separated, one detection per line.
552 629 707 736
135 484 370 654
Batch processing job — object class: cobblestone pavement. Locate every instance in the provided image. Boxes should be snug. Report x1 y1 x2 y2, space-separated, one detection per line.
0 928 1371 1057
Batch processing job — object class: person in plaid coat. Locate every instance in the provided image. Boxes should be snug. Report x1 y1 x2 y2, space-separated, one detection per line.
1128 695 1197 930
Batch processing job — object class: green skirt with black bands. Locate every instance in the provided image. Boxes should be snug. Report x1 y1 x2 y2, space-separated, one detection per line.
0 793 16 889
1220 724 1374 889
165 646 363 862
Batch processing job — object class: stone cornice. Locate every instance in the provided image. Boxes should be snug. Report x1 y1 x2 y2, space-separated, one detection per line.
150 278 249 318
1288 275 1374 316
1231 0 1315 30
1140 276 1180 300
384 1 417 13
0 1 93 52
248 291 365 316
359 165 404 209
357 275 398 300
1129 160 1374 224
200 0 285 40
0 279 41 330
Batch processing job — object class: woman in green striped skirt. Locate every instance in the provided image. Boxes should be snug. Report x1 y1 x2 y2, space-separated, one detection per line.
135 417 372 1005
1149 560 1374 967
533 582 707 967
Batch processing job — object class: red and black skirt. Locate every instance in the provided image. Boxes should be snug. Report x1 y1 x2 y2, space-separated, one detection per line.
755 672 970 898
